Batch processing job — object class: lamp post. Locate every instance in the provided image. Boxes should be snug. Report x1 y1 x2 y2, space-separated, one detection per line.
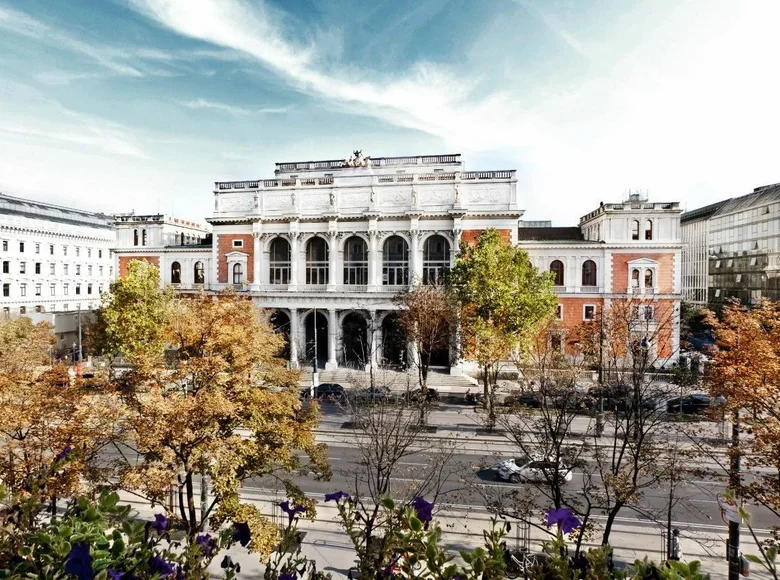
727 411 741 580
596 309 605 437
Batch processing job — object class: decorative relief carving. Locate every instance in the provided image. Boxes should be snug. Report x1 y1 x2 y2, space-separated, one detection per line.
386 190 410 206
265 194 292 210
468 188 502 204
307 193 330 208
341 192 367 207
219 194 254 212
424 190 453 205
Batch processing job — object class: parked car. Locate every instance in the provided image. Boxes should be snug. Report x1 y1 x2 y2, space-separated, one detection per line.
351 386 390 404
666 393 712 415
497 456 573 484
502 392 541 408
402 388 439 403
314 383 346 402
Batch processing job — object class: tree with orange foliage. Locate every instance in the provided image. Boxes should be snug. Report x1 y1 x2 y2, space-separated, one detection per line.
705 299 780 575
99 262 329 556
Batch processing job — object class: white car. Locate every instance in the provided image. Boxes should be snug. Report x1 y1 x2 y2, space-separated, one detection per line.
497 457 573 484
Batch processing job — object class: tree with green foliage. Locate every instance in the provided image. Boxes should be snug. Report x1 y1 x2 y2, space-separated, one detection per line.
448 228 557 429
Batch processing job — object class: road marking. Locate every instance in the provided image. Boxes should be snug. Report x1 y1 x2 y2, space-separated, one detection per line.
399 461 429 467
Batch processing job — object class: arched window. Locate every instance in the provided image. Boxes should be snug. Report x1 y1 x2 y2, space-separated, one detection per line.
194 261 205 284
550 260 564 286
631 268 640 288
631 220 640 240
232 263 243 285
383 236 409 286
305 237 329 285
581 260 597 287
180 232 185 245
423 235 450 285
645 220 653 240
269 237 291 285
644 269 654 289
133 229 139 246
343 236 368 285
142 229 147 246
171 261 181 284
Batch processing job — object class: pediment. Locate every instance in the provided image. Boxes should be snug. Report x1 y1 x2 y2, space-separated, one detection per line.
626 257 659 266
225 250 248 259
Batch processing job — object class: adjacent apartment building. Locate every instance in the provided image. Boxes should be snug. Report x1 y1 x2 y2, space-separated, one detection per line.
681 182 780 307
113 152 684 371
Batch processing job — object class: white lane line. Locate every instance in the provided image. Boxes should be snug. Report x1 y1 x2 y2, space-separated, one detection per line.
399 461 429 467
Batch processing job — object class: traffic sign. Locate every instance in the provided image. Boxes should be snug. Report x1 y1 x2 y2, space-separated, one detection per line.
717 494 741 524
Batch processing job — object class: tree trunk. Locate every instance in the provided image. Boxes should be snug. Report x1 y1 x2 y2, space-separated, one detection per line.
185 471 198 537
601 504 622 546
483 365 494 431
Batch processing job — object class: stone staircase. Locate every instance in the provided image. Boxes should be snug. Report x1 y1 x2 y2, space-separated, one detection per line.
299 367 478 393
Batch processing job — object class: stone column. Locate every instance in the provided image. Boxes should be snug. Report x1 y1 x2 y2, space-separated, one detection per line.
326 308 338 370
289 308 299 369
370 310 380 371
252 231 261 288
289 233 299 290
211 234 219 288
368 231 378 291
327 231 337 292
410 230 421 287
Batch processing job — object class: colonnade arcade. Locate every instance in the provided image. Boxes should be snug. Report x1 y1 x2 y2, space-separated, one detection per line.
247 231 454 290
268 307 450 371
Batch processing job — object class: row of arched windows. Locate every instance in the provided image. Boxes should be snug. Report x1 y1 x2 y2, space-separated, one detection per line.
549 259 598 287
266 234 451 286
133 229 147 246
170 261 205 285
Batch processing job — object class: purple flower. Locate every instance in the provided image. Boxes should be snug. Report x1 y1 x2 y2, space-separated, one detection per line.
196 533 217 557
279 500 306 524
411 496 434 525
279 574 297 580
232 521 251 547
546 507 581 534
54 445 72 462
150 555 176 578
150 513 169 535
64 542 94 580
107 571 124 580
324 491 351 503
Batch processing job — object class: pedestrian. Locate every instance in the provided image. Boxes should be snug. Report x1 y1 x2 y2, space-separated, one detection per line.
669 528 681 561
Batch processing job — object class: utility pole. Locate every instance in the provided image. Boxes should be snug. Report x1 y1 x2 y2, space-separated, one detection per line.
596 308 605 437
727 411 741 580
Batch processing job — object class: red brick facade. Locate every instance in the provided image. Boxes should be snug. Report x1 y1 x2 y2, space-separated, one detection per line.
611 253 675 294
461 229 512 245
217 234 254 284
118 256 160 278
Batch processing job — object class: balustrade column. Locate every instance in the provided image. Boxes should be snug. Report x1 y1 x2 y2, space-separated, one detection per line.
410 231 421 286
289 308 299 369
370 310 380 370
326 308 338 370
368 232 378 291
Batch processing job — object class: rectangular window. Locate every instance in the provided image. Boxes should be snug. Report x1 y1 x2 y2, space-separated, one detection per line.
644 306 655 321
109 266 113 277
50 244 54 255
735 274 742 282
98 285 103 294
88 265 92 276
19 242 24 253
715 289 721 298
583 305 596 321
99 265 103 275
20 283 26 297
63 264 69 275
727 259 733 267
76 284 81 295
50 284 56 296
715 260 721 268
2 240 7 251
50 263 55 275
35 284 41 296
76 265 81 275
87 248 91 258
76 247 80 257
556 304 563 320
19 262 26 274
63 245 68 256
19 306 25 314
232 239 244 248
87 284 92 295
2 261 8 274
750 257 757 266
2 307 8 318
2 284 8 297
35 243 40 254
98 249 102 259
63 283 69 296
35 263 41 274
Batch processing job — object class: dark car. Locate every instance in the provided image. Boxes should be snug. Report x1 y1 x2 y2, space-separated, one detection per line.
667 393 712 415
314 383 346 402
402 388 439 404
351 386 391 404
503 392 542 408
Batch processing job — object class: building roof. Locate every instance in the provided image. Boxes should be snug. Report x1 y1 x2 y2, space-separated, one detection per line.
681 198 731 224
711 182 780 217
517 227 585 242
0 192 113 230
274 153 462 174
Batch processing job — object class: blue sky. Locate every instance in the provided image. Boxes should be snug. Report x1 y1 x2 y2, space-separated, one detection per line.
0 0 778 225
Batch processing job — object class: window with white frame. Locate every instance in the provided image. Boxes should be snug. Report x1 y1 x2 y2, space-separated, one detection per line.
50 284 55 296
35 284 41 296
19 262 26 274
232 239 244 248
50 263 55 275
750 257 757 266
583 305 596 321
556 304 563 320
64 264 69 275
715 289 721 298
20 284 26 297
735 274 742 283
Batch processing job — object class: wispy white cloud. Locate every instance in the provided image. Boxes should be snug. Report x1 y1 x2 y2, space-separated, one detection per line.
180 98 289 116
33 70 101 86
513 0 589 58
